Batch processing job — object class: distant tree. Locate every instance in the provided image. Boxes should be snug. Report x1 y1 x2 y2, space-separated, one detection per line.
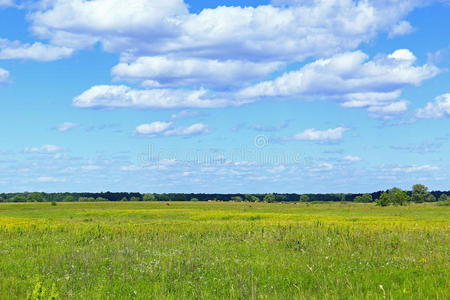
426 194 436 202
88 197 95 202
190 197 199 202
438 194 448 202
299 195 309 202
143 193 156 201
355 194 372 203
276 194 288 202
245 194 259 202
12 195 27 203
388 187 410 206
96 197 108 202
27 192 45 202
63 195 74 202
376 192 390 206
173 194 187 201
231 196 243 202
263 194 275 203
411 184 429 203
354 195 363 202
130 196 141 202
120 197 128 202
156 194 169 201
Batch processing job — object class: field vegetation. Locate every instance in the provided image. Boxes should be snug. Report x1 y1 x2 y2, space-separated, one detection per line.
0 201 448 299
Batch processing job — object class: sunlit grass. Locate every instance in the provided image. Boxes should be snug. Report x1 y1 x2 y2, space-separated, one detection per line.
0 202 448 299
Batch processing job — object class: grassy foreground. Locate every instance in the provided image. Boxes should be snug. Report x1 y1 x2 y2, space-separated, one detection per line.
0 202 448 299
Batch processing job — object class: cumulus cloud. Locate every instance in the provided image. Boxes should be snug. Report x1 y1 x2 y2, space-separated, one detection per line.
73 85 234 109
0 39 73 61
75 49 438 112
343 155 362 162
56 122 79 132
135 121 210 137
239 49 437 100
388 20 414 38
29 0 420 62
25 145 62 154
292 127 347 141
392 165 440 173
164 123 210 136
36 176 66 182
0 0 14 7
0 67 9 84
239 49 438 115
112 56 282 89
80 165 102 171
416 94 450 119
252 121 290 132
170 110 204 120
367 100 409 119
135 121 173 135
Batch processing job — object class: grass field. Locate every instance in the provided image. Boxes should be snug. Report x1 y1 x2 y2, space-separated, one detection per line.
0 201 448 299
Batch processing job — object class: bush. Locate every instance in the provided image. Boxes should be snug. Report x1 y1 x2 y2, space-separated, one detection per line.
263 194 275 203
245 194 259 202
63 195 74 202
438 194 448 202
411 184 428 203
389 187 410 206
231 196 243 202
190 197 199 202
354 194 372 203
299 195 309 202
143 193 156 201
376 192 390 206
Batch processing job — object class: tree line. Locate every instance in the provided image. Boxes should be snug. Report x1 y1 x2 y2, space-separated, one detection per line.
0 184 448 205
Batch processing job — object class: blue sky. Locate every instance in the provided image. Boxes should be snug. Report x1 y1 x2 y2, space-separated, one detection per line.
0 0 449 193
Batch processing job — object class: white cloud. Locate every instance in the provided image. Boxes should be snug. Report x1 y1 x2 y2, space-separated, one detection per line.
30 0 419 62
81 165 102 171
392 165 440 173
388 21 414 38
73 85 233 109
239 50 438 116
170 110 203 120
343 155 362 162
293 127 347 141
135 121 173 135
0 39 73 61
0 67 9 83
367 100 409 119
135 121 210 137
36 176 66 182
0 0 13 7
112 56 281 89
239 50 437 101
25 145 62 154
30 0 187 48
416 94 450 119
76 49 438 111
387 49 416 62
164 123 210 136
56 122 79 132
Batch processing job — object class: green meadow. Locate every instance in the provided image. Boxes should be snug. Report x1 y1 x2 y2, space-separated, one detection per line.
0 201 448 299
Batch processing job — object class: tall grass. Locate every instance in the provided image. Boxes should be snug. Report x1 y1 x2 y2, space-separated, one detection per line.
0 202 448 299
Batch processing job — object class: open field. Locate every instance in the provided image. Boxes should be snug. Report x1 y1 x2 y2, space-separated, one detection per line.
0 202 448 299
